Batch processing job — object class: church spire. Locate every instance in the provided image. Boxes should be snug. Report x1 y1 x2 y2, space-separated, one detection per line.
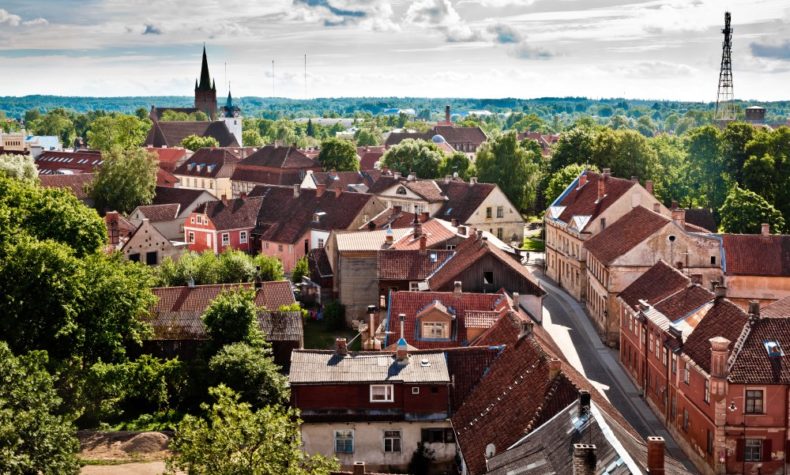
197 44 212 91
225 84 234 109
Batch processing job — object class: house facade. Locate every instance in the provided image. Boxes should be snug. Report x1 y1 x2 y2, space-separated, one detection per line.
231 145 321 196
173 148 240 199
183 196 263 254
437 179 525 244
105 213 185 265
721 228 790 309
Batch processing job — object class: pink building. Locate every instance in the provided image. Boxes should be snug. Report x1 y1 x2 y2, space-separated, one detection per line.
183 196 263 254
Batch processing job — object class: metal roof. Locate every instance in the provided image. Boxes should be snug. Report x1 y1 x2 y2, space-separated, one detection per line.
289 350 449 384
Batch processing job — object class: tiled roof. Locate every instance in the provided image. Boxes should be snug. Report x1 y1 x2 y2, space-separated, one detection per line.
248 185 374 244
428 234 544 296
683 208 717 232
307 170 382 192
431 346 502 413
240 145 317 169
194 196 264 231
145 147 187 172
391 220 457 250
384 132 430 147
153 186 211 214
721 234 790 276
552 171 637 231
39 173 94 199
618 260 691 310
288 350 450 384
145 121 239 148
156 168 178 187
153 281 295 314
366 175 399 194
433 125 487 147
35 150 102 175
385 290 508 349
357 146 385 170
729 314 790 384
132 203 180 222
173 148 240 178
761 296 790 318
683 299 748 373
231 167 306 186
405 180 446 202
436 181 496 223
335 228 412 252
363 207 419 230
377 249 454 281
653 285 714 322
150 309 302 342
464 311 501 328
583 206 669 265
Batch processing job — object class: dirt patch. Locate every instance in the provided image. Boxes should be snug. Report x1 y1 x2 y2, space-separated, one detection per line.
78 430 172 462
80 461 169 475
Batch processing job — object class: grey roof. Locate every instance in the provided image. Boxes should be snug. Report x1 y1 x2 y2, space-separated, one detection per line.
289 350 450 384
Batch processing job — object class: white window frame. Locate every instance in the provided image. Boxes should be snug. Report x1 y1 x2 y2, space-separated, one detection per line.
384 430 402 453
239 231 248 244
206 234 212 247
411 386 420 395
422 321 447 339
221 233 230 246
318 238 324 248
188 231 195 243
409 281 420 291
334 430 354 454
370 384 394 403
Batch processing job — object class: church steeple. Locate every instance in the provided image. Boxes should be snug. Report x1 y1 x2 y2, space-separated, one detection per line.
225 86 234 109
197 44 214 91
194 44 218 119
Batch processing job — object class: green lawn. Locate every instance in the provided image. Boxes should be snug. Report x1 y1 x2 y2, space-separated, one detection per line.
303 318 359 350
521 237 545 252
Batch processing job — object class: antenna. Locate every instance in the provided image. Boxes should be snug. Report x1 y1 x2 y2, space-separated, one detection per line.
272 60 275 97
224 61 227 92
715 11 736 123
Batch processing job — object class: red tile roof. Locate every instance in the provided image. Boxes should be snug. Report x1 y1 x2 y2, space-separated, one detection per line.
194 196 265 231
391 220 457 250
39 173 94 199
363 208 419 230
385 290 508 349
35 150 102 175
653 285 714 321
761 296 790 318
433 125 487 147
722 234 790 276
683 299 748 374
552 171 637 231
583 206 669 265
618 260 692 311
436 181 497 223
156 168 178 187
145 147 187 172
377 249 454 281
240 145 317 169
728 313 790 384
307 170 382 191
173 148 240 178
153 281 295 314
145 121 239 148
366 175 399 194
357 146 385 170
404 180 446 202
230 167 307 186
133 203 180 222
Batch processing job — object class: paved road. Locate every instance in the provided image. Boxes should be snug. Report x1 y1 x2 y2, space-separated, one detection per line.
528 261 696 472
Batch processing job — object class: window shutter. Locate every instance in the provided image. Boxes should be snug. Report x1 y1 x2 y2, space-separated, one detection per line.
735 438 744 462
763 439 772 462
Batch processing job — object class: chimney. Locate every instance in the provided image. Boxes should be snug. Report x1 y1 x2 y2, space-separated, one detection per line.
512 292 520 309
671 208 685 228
384 232 394 247
549 358 562 379
748 300 760 322
335 338 348 356
714 284 726 300
419 234 427 252
396 314 409 364
518 318 533 340
453 281 462 295
572 444 597 475
631 175 638 182
420 211 429 223
221 195 228 206
653 202 660 213
602 167 611 177
579 390 591 414
293 184 300 198
597 175 606 201
445 105 451 123
353 461 366 475
254 266 262 289
577 173 588 189
407 171 416 181
365 305 381 351
476 229 484 240
646 436 665 475
709 336 731 379
413 216 422 238
690 274 702 285
393 171 401 179
671 200 678 210
457 225 467 236
761 223 770 236
645 180 654 195
315 183 326 197
451 218 459 227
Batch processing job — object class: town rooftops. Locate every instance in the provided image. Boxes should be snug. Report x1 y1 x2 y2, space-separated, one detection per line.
618 260 694 311
288 350 450 384
193 196 264 231
683 299 749 375
362 207 419 230
152 281 295 314
583 205 670 265
377 249 455 281
38 173 94 200
145 121 239 148
304 170 382 192
721 233 790 276
239 145 316 169
548 170 637 232
436 180 497 223
173 148 239 178
725 298 790 384
682 208 717 232
152 186 213 212
145 146 187 173
357 146 385 170
35 150 102 175
132 203 181 222
335 228 412 252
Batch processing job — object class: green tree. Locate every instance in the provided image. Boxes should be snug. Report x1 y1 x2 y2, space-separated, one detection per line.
86 115 150 151
28 108 76 146
0 153 37 181
0 342 80 474
208 343 289 407
545 164 598 206
439 151 474 180
381 139 443 179
550 126 596 172
355 128 380 146
167 385 338 475
89 147 158 213
202 288 263 351
318 138 359 172
242 129 265 147
742 154 778 203
475 131 538 210
686 125 727 210
721 121 756 183
253 254 286 282
181 134 220 151
305 118 315 137
719 185 785 234
218 248 258 283
291 255 309 284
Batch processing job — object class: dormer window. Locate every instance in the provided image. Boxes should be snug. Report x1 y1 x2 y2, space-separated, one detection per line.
765 341 784 358
422 321 448 339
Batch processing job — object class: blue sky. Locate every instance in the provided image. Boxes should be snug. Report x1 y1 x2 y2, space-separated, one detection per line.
1 0 789 100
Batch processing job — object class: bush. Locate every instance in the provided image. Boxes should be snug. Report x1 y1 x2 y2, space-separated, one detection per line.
208 342 289 407
323 300 346 331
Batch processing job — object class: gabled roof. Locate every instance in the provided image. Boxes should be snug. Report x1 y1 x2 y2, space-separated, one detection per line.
384 132 431 147
104 211 136 246
132 203 180 222
362 207 419 230
551 171 637 231
240 145 317 169
173 148 240 178
307 170 382 192
428 233 544 296
683 299 748 374
194 196 265 231
39 173 94 199
145 147 188 172
583 206 669 265
150 308 302 342
377 249 454 281
145 121 239 148
391 220 458 250
433 125 487 146
435 346 503 413
728 310 790 384
152 186 213 214
357 146 385 170
436 181 497 223
335 228 412 252
385 290 508 349
152 281 295 316
156 168 178 187
288 350 449 384
761 296 790 318
35 150 102 175
652 285 714 323
248 185 374 244
618 260 692 311
721 233 790 276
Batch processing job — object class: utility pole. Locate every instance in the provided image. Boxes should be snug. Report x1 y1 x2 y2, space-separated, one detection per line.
715 11 736 123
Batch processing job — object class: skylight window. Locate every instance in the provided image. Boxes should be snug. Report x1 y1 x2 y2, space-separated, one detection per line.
765 340 784 358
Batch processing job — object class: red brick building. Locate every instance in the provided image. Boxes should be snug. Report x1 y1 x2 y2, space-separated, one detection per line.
183 196 263 253
231 145 321 196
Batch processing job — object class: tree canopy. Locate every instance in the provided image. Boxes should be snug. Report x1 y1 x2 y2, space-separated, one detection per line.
475 131 540 211
86 115 150 151
208 342 289 408
719 185 785 234
381 139 443 179
181 134 219 151
317 137 359 172
0 153 37 181
202 288 264 351
89 146 158 214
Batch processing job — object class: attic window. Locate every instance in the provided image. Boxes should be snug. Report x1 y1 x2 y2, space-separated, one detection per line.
483 272 494 286
429 252 437 263
396 186 407 195
765 341 784 358
444 208 453 215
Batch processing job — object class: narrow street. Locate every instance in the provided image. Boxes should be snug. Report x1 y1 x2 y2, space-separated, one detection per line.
526 257 696 472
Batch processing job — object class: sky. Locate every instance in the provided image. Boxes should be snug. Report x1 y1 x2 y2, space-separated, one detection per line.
0 0 789 101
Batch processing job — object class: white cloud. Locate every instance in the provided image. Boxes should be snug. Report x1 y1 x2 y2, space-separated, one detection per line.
0 9 22 26
405 0 481 42
22 18 48 26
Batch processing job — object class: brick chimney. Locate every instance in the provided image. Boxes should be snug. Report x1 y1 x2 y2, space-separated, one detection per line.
645 180 654 195
597 174 606 202
396 314 409 364
335 338 348 356
457 225 467 236
413 215 422 238
470 177 478 185
420 211 429 223
714 284 727 300
445 105 451 124
334 187 342 198
353 461 366 475
453 281 462 295
364 305 381 351
671 208 685 228
315 183 326 197
709 337 730 379
394 205 402 213
646 436 665 475
549 358 562 379
293 183 300 198
653 202 661 213
512 292 520 309
451 218 459 227
572 444 597 475
762 223 770 236
444 175 451 184
577 173 588 189
221 195 228 206
749 300 761 323
419 234 427 253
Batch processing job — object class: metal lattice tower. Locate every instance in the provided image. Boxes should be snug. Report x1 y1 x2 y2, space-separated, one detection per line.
715 12 736 122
